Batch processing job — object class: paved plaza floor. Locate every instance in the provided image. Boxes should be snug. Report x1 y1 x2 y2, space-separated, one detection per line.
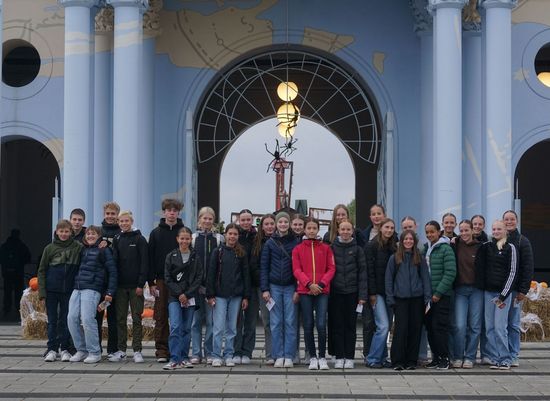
0 323 548 401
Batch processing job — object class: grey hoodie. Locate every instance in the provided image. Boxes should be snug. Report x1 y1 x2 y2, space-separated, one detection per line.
385 251 431 306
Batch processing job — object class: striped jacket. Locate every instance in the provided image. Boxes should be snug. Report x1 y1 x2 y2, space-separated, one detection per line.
475 239 518 301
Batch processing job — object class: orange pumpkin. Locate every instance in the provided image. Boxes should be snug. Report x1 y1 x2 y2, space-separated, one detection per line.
541 282 548 289
142 308 154 318
531 281 537 289
29 277 39 291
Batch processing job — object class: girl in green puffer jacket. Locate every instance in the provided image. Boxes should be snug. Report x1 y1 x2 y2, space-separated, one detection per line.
423 220 456 370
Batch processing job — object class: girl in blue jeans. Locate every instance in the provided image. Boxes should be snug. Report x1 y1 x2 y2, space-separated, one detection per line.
163 227 203 370
292 217 335 370
260 212 300 368
476 220 518 370
207 224 250 367
450 220 482 369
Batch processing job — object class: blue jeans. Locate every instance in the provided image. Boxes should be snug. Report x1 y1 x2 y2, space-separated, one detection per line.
418 326 428 360
212 296 242 360
191 293 213 358
300 294 328 358
46 291 71 352
367 295 392 364
168 301 195 363
68 289 101 355
507 291 522 361
484 291 512 365
452 285 483 362
269 284 297 359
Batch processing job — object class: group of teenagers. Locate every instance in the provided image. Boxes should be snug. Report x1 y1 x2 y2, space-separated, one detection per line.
36 198 534 372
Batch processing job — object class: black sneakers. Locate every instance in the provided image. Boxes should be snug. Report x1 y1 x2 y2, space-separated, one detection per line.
425 359 440 369
436 359 450 370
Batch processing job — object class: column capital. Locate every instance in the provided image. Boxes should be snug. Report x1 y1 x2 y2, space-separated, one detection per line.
480 0 518 10
58 0 99 7
106 0 148 9
428 0 468 13
410 0 433 33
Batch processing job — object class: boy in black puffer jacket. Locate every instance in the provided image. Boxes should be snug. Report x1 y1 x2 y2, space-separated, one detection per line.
109 211 149 363
68 226 117 364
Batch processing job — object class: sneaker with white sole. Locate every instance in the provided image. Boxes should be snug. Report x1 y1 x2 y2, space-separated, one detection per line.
163 361 180 370
284 358 294 368
156 357 168 363
266 358 275 365
462 360 474 369
83 354 101 364
481 357 494 366
108 351 127 362
334 358 344 369
133 352 144 363
241 356 251 364
232 356 241 365
451 359 463 369
225 359 236 367
511 359 519 367
180 360 194 368
190 357 201 364
319 358 330 370
274 358 284 368
308 357 319 370
60 350 72 362
206 357 214 365
344 359 354 369
44 350 57 362
499 363 511 370
212 358 222 367
69 351 88 362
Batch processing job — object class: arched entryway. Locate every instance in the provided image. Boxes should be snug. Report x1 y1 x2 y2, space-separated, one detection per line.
514 139 550 281
0 138 60 317
195 46 381 228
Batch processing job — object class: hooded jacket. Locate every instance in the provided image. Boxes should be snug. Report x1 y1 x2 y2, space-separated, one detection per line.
192 230 224 285
260 231 299 291
423 238 457 298
101 220 120 247
331 238 368 299
507 229 534 295
238 226 257 262
74 239 118 296
475 239 518 301
365 239 395 296
206 244 250 299
149 218 185 281
112 229 149 288
164 248 203 303
292 238 336 295
385 252 431 307
37 237 82 298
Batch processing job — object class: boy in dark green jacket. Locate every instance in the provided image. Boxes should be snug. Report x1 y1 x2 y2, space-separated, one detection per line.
38 219 83 362
423 221 456 370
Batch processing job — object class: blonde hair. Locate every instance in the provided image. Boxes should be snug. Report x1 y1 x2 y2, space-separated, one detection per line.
493 220 507 250
103 201 120 213
197 206 216 230
329 204 349 243
118 210 134 221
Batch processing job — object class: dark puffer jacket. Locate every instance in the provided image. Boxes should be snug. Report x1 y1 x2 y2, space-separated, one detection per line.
260 232 299 291
365 239 395 297
249 236 270 288
74 240 117 296
507 229 534 295
331 238 368 300
207 245 250 299
164 249 203 303
476 239 518 301
193 230 224 285
113 230 149 289
239 227 257 262
149 218 184 281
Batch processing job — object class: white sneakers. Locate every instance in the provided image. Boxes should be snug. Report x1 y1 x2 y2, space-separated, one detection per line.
69 351 88 362
225 359 236 367
318 358 329 370
60 350 72 362
133 352 144 363
108 351 127 362
344 359 354 369
334 358 345 369
308 357 318 370
212 359 222 367
274 358 285 368
232 356 241 365
283 358 294 368
241 356 251 364
83 354 101 364
44 350 57 362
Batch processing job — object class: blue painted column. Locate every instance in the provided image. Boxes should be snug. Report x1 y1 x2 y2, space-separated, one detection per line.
107 0 147 216
462 28 483 218
59 0 98 218
481 0 517 224
429 0 467 219
139 34 155 234
93 21 113 223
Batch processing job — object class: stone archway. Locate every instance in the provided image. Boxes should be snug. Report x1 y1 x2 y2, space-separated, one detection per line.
195 46 381 228
0 138 60 287
514 139 550 281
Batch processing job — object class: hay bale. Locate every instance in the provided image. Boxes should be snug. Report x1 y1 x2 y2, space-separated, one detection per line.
522 289 550 342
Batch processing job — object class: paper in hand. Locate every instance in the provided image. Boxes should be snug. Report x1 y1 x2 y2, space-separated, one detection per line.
266 297 275 311
355 303 364 314
425 301 431 315
187 297 196 306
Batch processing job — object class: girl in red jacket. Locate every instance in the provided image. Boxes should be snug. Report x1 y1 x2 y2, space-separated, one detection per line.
292 217 336 370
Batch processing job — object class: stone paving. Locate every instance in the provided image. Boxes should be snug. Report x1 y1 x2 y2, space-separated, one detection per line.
0 323 549 400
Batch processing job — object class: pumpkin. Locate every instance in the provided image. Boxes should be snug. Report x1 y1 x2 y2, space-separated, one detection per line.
29 277 39 291
531 281 537 289
541 282 548 289
141 308 154 318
